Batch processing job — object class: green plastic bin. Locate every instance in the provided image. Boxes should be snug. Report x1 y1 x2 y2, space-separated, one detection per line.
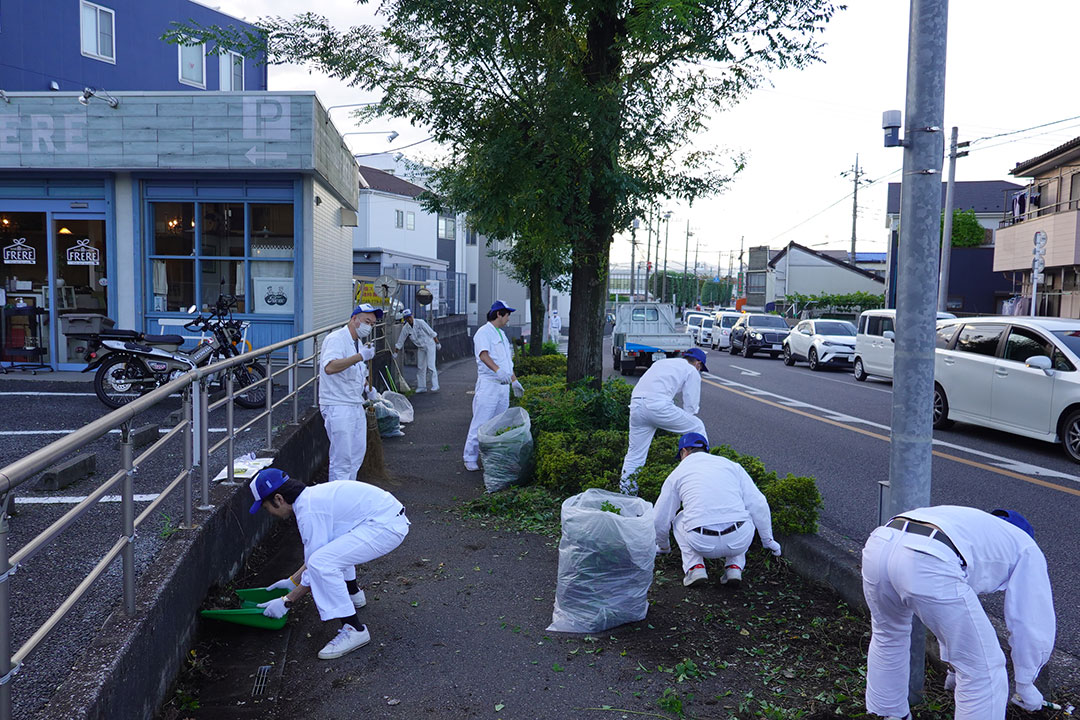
199 587 289 630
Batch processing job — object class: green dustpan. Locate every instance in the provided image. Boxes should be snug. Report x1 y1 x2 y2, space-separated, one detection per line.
199 587 290 630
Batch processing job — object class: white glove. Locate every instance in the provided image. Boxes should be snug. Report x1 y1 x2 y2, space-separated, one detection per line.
1011 683 1044 712
511 380 524 398
944 669 956 691
656 543 670 555
364 387 379 402
435 342 442 350
359 345 375 361
258 597 289 619
265 577 296 592
391 350 399 359
495 368 513 384
762 539 782 557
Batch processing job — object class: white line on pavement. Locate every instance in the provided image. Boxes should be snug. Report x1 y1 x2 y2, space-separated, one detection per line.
0 392 97 397
727 365 760 377
15 494 160 504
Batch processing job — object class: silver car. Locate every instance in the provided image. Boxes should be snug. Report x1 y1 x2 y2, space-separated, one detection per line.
783 319 857 371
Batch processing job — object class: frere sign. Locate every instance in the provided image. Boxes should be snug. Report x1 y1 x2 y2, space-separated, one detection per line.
0 114 88 154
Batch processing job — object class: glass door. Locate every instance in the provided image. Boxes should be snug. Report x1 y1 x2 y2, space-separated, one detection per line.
53 218 109 365
1 212 50 369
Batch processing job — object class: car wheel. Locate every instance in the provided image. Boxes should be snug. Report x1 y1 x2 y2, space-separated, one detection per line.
742 342 753 358
932 384 954 429
729 340 739 355
853 357 867 382
1061 409 1080 463
808 348 820 371
783 345 796 366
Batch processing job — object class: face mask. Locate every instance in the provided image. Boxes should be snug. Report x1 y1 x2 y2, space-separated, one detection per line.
356 322 373 338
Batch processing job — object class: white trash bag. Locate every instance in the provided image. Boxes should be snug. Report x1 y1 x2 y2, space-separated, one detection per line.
382 391 414 424
548 489 657 633
374 400 405 437
477 406 533 493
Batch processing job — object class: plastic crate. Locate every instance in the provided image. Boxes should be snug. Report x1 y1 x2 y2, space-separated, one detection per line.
60 314 115 335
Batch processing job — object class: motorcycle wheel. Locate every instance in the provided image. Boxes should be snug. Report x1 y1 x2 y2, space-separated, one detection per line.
94 354 154 409
232 362 268 409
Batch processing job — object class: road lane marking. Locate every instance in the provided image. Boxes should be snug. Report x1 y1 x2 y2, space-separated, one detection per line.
15 494 160 504
728 365 761 377
701 375 1080 496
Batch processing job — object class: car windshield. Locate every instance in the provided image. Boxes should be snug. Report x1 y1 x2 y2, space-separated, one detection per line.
749 315 788 328
688 316 703 326
1051 330 1080 357
703 318 714 328
721 316 738 328
816 321 856 336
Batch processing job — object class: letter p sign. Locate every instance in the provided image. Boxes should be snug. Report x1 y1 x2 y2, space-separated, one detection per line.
243 97 291 141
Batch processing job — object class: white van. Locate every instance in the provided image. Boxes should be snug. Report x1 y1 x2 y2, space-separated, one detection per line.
711 311 742 350
853 309 956 381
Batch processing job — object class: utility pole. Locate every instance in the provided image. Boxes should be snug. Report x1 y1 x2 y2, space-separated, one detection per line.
693 241 700 305
841 153 869 264
644 209 652 300
737 236 744 299
683 221 691 306
937 127 968 312
630 218 639 299
885 0 949 706
662 211 672 302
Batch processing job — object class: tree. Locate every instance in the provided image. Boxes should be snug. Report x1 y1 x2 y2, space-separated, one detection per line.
940 208 987 248
167 0 838 385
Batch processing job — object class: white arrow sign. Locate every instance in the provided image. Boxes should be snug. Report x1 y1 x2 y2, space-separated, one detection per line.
245 146 287 165
729 365 760 377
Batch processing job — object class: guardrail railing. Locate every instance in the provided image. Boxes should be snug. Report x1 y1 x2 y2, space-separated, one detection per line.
0 316 396 720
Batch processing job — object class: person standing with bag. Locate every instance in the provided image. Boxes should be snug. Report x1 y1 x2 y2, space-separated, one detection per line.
319 303 382 482
463 300 523 472
392 308 440 393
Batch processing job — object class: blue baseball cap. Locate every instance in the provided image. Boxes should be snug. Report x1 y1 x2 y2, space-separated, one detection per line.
676 432 709 460
490 300 516 314
991 509 1035 539
401 308 413 318
249 468 289 514
683 347 709 372
352 303 384 319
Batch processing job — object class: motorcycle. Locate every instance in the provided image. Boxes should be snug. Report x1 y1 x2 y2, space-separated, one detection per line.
82 295 267 410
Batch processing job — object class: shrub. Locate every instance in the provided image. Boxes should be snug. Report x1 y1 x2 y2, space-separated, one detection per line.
534 430 626 494
514 353 567 378
521 377 631 434
520 341 561 356
761 473 822 535
711 445 778 486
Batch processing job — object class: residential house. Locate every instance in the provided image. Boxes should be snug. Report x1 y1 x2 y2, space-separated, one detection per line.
768 242 884 317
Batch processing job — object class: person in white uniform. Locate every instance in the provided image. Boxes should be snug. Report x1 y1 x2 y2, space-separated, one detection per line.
861 506 1054 720
619 348 709 495
319 303 381 483
463 300 523 472
548 309 562 344
392 309 440 393
654 433 781 588
250 468 410 660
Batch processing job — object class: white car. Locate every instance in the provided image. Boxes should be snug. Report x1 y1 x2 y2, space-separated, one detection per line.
933 316 1080 462
684 312 710 345
711 311 742 350
783 319 857 371
854 308 956 381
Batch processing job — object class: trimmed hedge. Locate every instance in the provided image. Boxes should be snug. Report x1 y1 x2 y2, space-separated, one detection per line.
520 377 631 434
514 353 567 378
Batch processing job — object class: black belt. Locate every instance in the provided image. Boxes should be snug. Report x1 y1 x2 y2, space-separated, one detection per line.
691 521 743 537
887 518 966 567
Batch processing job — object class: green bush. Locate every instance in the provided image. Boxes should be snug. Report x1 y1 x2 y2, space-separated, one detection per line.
535 430 626 494
514 353 567 378
520 376 631 434
761 473 822 535
520 341 561 356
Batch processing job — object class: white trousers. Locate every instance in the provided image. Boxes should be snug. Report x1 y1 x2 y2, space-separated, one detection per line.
322 404 367 483
673 514 754 574
464 379 509 464
305 513 410 620
549 328 561 344
415 342 439 390
862 527 1006 720
619 397 706 491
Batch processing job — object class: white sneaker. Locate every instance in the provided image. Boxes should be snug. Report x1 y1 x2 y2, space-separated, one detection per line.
430 386 440 392
683 564 708 587
317 623 370 660
350 589 366 609
415 387 427 394
720 564 742 587
464 461 480 472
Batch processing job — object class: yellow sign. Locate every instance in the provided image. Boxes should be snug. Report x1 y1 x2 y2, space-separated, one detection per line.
354 282 384 305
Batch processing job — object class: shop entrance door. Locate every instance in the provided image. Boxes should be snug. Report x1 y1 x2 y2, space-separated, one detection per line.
53 217 109 366
1 212 50 370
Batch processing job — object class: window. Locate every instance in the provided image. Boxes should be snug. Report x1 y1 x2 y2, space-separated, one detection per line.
80 1 115 63
466 227 478 246
438 215 456 240
406 211 415 231
747 273 765 293
631 307 659 322
955 324 1005 357
469 283 477 303
179 43 206 88
218 50 244 91
551 296 557 310
935 323 959 349
866 315 894 337
1004 327 1052 363
395 210 404 229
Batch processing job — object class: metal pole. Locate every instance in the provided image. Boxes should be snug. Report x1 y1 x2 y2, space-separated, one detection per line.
312 338 320 408
890 0 949 705
683 222 690 306
0 493 12 720
937 127 959 312
225 370 235 485
1032 267 1040 317
264 352 273 452
182 386 193 529
197 379 211 511
644 212 652 300
120 424 135 615
630 222 637 299
662 215 670 302
289 344 298 425
850 153 861 264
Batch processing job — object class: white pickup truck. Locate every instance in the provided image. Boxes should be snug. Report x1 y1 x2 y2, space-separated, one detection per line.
611 303 694 375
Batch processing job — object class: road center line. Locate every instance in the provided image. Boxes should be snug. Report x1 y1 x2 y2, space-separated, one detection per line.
702 376 1080 497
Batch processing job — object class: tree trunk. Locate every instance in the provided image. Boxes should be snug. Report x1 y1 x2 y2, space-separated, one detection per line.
528 262 545 356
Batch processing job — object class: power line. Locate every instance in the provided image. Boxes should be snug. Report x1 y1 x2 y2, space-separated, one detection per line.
353 136 434 157
767 167 901 243
968 114 1080 146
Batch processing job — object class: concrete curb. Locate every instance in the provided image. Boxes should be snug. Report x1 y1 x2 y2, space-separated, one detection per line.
34 407 331 720
40 452 97 491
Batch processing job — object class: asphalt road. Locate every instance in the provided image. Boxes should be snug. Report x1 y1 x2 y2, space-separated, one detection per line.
608 339 1080 669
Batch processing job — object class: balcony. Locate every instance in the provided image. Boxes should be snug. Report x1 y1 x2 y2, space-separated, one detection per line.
994 203 1080 272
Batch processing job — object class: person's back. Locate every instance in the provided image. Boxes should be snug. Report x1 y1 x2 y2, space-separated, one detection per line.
633 357 696 401
295 481 402 545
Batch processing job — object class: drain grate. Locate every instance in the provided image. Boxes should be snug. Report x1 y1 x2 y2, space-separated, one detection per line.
251 665 272 696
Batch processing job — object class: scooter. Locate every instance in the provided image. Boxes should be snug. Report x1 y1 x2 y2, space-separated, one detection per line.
83 295 266 409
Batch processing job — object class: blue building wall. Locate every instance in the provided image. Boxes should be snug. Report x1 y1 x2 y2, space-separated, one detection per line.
0 0 266 92
947 246 1014 315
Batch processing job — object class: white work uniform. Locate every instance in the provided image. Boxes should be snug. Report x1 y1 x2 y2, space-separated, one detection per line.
653 452 775 573
319 325 370 483
395 318 439 391
463 321 513 464
295 482 409 621
619 358 707 493
862 506 1055 720
549 313 562 344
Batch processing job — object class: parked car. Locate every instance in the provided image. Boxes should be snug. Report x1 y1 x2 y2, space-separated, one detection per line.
783 319 857 371
728 314 790 358
612 303 694 375
685 314 707 345
711 311 742 350
853 308 956 381
932 316 1080 462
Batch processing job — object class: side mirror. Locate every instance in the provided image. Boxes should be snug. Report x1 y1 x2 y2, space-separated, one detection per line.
1025 355 1054 375
883 330 895 341
186 305 198 314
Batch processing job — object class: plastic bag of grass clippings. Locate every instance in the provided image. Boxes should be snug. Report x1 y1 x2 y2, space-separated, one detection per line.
548 489 657 633
374 400 405 437
477 407 533 493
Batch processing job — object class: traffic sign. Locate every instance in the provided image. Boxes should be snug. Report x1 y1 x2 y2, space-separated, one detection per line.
1034 230 1048 250
1034 272 1045 283
1033 257 1046 272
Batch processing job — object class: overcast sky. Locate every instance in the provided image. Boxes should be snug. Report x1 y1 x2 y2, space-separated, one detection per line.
215 0 1080 276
